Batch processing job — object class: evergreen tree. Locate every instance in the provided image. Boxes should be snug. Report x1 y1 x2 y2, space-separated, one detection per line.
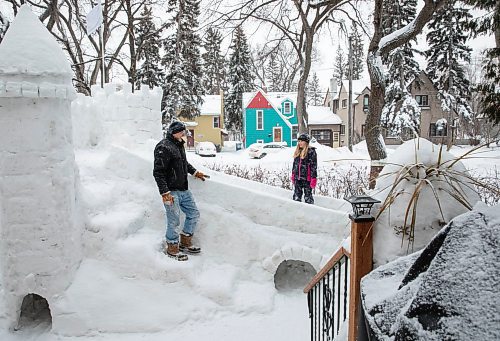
426 0 473 119
161 0 204 123
350 24 364 80
0 10 8 44
333 44 346 83
306 72 322 105
135 5 164 90
202 27 225 95
463 0 499 125
224 27 254 134
266 53 281 92
381 0 421 138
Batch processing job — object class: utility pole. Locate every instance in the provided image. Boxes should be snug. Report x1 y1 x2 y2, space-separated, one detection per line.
348 35 353 152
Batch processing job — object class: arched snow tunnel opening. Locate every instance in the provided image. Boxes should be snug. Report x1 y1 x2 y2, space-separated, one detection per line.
274 260 317 291
17 293 52 331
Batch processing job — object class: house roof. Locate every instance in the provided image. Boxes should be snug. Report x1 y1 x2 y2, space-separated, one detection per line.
308 106 342 125
333 78 371 100
200 95 222 115
243 90 298 109
265 92 298 108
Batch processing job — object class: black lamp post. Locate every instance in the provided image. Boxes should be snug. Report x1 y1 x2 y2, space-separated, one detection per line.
345 195 380 222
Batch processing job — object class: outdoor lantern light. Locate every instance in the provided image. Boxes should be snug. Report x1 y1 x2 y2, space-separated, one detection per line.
345 195 381 220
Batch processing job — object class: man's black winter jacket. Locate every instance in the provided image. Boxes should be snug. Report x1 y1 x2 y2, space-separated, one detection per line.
153 135 196 194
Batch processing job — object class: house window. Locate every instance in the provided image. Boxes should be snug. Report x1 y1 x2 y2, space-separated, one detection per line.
430 123 447 137
361 124 366 137
342 99 347 108
312 130 332 141
213 116 220 128
363 95 369 111
415 95 429 107
292 125 299 140
256 110 264 130
340 125 346 135
284 102 292 115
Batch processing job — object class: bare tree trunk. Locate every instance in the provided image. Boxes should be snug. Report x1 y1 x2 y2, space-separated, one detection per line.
125 0 137 91
296 35 313 133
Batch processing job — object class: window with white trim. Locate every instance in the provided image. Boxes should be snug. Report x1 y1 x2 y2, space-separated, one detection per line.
213 116 220 128
256 110 264 130
292 125 299 140
342 99 347 108
284 102 292 115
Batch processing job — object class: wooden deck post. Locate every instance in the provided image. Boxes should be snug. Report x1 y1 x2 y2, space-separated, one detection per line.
348 215 374 341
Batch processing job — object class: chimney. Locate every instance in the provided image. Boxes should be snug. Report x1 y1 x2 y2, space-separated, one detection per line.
330 78 338 112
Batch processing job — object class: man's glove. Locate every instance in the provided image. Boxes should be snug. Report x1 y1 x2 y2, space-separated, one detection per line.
310 178 317 189
162 192 174 205
194 171 206 181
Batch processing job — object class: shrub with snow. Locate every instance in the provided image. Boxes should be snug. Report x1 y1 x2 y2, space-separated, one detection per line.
371 138 481 266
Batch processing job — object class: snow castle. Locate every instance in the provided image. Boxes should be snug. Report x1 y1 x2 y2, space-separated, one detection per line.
0 5 82 330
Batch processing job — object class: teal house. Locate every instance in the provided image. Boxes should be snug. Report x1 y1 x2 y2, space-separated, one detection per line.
243 90 299 148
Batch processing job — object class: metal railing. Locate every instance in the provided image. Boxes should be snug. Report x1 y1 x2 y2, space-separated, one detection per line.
304 247 350 341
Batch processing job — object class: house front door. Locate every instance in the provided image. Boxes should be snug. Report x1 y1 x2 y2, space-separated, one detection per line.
187 130 195 148
273 127 282 142
333 132 340 148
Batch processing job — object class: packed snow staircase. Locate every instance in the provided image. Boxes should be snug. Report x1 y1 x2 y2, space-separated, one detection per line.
56 145 352 336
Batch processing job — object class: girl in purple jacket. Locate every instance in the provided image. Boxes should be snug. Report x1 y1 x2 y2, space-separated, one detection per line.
291 133 317 204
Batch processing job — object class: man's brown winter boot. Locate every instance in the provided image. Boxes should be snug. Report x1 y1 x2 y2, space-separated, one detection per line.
180 233 201 254
164 243 188 261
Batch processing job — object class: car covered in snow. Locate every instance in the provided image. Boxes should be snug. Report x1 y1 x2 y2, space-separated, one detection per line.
248 142 287 159
195 141 217 157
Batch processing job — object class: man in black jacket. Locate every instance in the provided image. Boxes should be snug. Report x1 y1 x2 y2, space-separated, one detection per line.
153 121 206 261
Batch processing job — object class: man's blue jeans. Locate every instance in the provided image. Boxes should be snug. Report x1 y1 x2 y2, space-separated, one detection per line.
164 190 200 244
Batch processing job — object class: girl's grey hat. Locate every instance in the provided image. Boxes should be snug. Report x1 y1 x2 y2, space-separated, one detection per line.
297 133 310 143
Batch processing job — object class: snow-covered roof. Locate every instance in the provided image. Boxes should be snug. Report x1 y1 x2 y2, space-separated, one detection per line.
200 95 222 115
0 5 73 78
308 105 342 125
242 90 297 109
265 92 298 108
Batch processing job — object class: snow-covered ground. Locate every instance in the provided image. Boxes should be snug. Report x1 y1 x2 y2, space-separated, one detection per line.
1 138 498 341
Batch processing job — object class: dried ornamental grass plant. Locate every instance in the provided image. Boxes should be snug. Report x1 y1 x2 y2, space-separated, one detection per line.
371 138 499 266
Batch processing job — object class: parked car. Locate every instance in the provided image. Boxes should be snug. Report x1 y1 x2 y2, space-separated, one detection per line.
248 142 287 159
248 143 265 159
195 141 217 157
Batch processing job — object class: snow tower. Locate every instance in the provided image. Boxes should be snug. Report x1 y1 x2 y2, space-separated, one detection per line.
0 5 82 331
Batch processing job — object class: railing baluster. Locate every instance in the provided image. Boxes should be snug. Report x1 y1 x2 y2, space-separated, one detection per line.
337 259 342 334
344 256 349 321
304 247 351 341
331 265 336 339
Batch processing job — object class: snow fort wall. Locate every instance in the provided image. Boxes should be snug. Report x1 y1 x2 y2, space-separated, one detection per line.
71 83 162 149
0 5 82 330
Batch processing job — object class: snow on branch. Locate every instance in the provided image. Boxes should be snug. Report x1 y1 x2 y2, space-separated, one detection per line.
378 0 448 57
